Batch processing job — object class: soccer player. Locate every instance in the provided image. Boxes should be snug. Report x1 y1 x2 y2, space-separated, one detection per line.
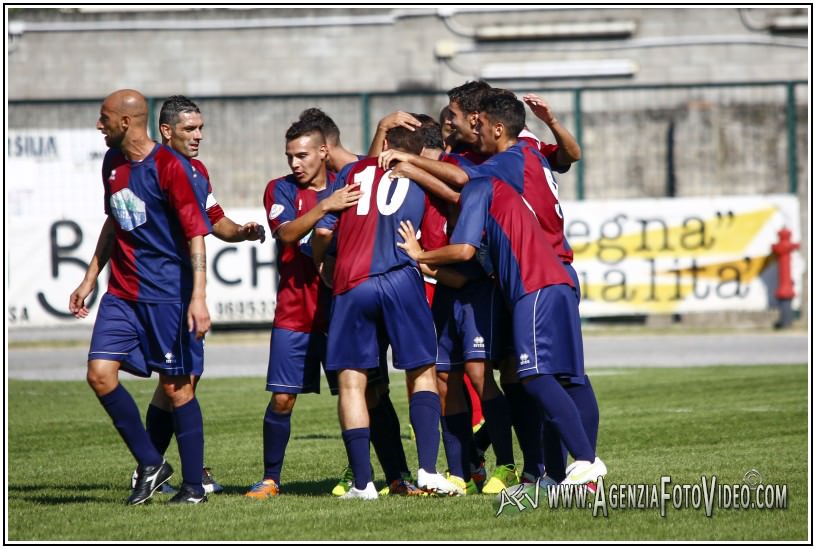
313 125 463 499
69 89 212 505
134 95 266 496
459 90 601 484
380 85 521 495
244 120 362 499
379 115 500 495
298 108 425 497
396 168 607 489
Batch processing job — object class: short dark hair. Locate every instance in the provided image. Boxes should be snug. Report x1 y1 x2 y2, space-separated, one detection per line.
413 113 444 150
386 125 424 155
447 80 492 114
479 90 526 138
159 95 200 126
298 107 340 144
285 119 325 144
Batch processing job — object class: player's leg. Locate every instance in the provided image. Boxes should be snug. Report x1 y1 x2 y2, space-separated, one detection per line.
382 267 462 496
326 280 382 500
515 286 605 485
459 279 518 493
338 368 377 498
145 300 206 504
87 293 170 505
439 368 474 493
499 360 547 483
247 327 322 498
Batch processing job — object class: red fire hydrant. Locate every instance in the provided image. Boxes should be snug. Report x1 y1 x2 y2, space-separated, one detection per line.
771 227 799 328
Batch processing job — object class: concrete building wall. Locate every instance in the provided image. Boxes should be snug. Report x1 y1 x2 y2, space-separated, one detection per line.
7 7 809 99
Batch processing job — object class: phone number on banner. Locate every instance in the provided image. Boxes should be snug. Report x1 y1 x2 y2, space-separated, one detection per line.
213 299 276 323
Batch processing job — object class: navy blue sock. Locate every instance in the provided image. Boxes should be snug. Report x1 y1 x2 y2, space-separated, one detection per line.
263 405 292 483
481 394 515 466
409 391 441 473
98 384 162 467
441 412 471 480
145 404 175 457
502 382 544 478
541 418 567 482
523 375 594 462
342 428 372 490
369 391 408 483
173 398 205 494
565 375 600 452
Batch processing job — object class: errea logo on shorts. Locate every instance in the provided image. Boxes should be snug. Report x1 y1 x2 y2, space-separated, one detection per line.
473 336 485 349
519 353 531 366
164 352 175 364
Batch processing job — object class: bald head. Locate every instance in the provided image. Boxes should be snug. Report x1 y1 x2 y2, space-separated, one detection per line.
104 89 148 125
97 88 152 156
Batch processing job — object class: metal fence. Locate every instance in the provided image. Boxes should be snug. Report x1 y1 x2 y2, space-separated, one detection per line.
8 80 807 208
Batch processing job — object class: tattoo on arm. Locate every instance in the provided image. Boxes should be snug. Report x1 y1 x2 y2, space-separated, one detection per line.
192 253 206 272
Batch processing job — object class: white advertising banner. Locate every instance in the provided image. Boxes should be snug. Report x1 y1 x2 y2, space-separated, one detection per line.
6 129 804 327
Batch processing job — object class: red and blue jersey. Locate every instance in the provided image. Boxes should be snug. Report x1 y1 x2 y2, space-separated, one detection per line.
450 176 573 305
517 129 567 173
102 144 212 304
263 173 336 333
419 152 474 252
318 157 430 295
189 158 226 226
461 140 573 264
450 143 488 166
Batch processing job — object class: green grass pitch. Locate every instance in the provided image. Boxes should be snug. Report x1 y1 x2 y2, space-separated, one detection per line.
6 364 809 542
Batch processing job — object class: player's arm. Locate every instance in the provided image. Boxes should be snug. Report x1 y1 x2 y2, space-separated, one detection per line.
379 149 469 189
212 216 266 243
420 263 467 289
367 111 422 157
275 185 361 245
522 93 581 169
69 215 117 319
311 227 335 288
397 220 475 264
187 234 211 340
390 161 460 205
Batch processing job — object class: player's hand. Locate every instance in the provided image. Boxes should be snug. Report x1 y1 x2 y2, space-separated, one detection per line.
522 93 558 126
378 149 412 170
378 111 421 132
187 295 211 340
318 256 335 289
396 219 422 260
323 184 362 212
240 222 266 243
389 161 415 180
68 279 96 319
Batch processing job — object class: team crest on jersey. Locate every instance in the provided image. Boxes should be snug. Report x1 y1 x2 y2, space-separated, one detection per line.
110 188 147 231
268 204 285 221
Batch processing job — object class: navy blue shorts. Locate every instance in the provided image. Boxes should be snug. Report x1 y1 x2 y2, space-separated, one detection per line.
433 278 509 372
266 327 325 394
88 293 203 378
512 285 584 383
323 329 389 396
563 262 581 303
326 266 437 372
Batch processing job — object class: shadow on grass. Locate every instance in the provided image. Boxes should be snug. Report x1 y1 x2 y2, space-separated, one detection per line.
218 477 340 497
8 483 114 505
